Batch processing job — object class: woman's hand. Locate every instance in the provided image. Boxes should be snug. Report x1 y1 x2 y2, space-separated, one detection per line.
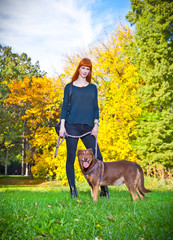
59 119 66 137
59 126 66 137
91 124 98 137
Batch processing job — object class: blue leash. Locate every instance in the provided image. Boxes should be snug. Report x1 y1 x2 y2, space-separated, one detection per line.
54 132 97 158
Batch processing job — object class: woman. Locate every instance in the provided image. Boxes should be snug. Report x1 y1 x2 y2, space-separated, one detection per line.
59 58 109 198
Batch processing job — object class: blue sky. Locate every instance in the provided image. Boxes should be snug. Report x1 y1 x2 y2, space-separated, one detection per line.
0 0 131 76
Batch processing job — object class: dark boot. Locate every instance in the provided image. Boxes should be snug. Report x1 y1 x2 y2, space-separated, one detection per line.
100 186 110 198
70 185 78 198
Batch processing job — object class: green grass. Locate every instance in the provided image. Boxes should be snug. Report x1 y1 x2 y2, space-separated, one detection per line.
0 176 172 240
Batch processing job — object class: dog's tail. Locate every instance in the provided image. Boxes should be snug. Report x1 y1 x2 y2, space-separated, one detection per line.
138 166 152 193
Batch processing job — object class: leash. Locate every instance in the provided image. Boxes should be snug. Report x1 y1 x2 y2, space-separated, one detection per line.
54 131 104 185
54 131 98 158
54 135 66 158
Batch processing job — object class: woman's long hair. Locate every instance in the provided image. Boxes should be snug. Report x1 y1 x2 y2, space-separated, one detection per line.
72 58 92 82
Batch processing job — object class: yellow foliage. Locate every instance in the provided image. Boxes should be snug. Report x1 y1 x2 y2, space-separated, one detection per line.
5 25 141 183
31 127 85 184
5 76 64 133
64 26 141 165
32 25 141 182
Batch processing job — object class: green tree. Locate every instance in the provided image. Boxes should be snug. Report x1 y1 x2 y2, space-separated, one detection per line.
0 45 45 175
126 0 173 177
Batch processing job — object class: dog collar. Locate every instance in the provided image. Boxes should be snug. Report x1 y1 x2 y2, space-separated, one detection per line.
84 161 104 185
84 161 98 179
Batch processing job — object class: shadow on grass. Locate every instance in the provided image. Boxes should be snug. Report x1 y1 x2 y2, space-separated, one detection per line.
0 175 48 187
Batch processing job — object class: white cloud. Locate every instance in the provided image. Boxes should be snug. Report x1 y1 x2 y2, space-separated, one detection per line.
0 0 130 76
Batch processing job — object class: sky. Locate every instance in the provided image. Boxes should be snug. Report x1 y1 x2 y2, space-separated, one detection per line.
0 0 131 77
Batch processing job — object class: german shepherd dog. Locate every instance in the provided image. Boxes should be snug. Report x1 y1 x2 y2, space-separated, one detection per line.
77 149 152 202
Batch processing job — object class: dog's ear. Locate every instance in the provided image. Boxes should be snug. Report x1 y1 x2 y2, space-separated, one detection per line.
88 148 93 155
77 150 82 156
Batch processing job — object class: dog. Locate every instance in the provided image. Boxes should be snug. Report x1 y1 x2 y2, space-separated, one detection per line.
77 148 152 202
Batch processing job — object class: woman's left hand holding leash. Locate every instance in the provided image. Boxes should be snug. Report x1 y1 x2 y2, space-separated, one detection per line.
91 125 98 137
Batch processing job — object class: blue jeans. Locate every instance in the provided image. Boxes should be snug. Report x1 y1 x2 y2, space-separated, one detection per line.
65 123 103 186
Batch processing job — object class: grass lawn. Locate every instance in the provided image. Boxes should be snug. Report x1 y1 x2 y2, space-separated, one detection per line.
0 176 172 240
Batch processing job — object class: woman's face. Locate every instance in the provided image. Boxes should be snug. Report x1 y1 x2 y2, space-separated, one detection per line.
79 66 90 78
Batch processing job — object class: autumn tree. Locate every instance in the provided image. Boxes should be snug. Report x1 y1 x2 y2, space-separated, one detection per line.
5 76 64 178
126 0 173 177
91 26 141 162
0 45 45 175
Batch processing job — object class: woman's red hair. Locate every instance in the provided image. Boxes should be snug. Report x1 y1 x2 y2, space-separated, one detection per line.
72 58 92 83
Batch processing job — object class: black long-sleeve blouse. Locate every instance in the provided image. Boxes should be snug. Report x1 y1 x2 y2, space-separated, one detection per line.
61 83 99 127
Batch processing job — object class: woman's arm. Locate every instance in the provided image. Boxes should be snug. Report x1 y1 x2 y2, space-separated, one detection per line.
93 86 99 120
59 84 70 137
60 84 70 119
92 86 99 137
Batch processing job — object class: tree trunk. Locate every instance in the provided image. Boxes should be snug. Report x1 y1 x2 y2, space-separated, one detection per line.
153 165 156 178
29 144 34 180
25 162 28 176
30 166 34 180
5 147 8 176
25 137 29 176
5 165 7 176
21 120 25 177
